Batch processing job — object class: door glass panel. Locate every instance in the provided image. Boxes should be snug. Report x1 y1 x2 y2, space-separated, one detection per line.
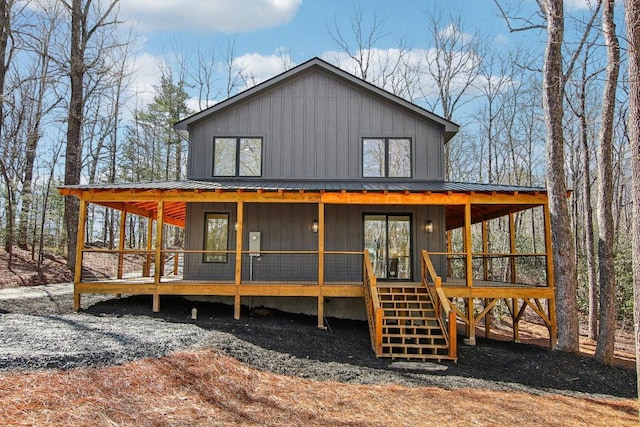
388 216 411 279
364 214 411 280
364 215 387 278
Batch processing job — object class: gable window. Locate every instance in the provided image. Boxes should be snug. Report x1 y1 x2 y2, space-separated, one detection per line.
362 138 411 178
213 137 262 177
204 213 229 263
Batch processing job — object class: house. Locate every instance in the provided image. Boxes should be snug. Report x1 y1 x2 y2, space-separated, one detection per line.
59 57 556 361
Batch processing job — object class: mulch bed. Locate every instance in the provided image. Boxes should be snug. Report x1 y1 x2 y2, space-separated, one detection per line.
85 295 637 399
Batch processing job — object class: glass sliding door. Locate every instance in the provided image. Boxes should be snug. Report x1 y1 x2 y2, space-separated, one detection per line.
364 214 411 280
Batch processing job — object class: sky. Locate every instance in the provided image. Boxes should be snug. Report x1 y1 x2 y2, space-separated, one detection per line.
116 0 587 113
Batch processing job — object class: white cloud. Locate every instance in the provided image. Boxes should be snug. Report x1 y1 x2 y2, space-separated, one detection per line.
119 0 302 33
128 52 164 108
232 51 293 88
438 24 475 45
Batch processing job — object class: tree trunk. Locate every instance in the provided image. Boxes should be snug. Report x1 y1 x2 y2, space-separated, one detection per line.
541 0 579 352
623 0 640 416
595 0 620 365
64 0 84 271
580 103 597 342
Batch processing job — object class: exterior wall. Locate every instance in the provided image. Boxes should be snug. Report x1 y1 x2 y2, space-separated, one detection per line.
187 69 445 181
183 202 446 281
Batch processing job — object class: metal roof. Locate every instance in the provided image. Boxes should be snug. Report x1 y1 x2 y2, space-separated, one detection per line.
59 179 546 194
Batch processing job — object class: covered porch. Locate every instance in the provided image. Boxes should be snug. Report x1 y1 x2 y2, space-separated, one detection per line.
60 180 556 356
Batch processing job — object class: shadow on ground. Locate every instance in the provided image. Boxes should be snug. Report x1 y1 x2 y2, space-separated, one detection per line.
85 295 637 398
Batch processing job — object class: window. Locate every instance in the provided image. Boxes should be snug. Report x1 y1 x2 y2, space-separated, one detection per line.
362 138 411 177
213 137 262 177
204 213 229 263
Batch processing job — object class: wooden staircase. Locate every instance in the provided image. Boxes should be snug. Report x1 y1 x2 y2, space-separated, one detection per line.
376 284 453 361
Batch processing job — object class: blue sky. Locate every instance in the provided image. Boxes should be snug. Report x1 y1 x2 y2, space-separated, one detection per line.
114 0 604 116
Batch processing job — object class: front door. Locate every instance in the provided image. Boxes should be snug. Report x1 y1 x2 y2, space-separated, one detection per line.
364 214 412 280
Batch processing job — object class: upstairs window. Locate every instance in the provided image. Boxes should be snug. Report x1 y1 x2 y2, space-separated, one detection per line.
213 137 262 177
362 138 411 178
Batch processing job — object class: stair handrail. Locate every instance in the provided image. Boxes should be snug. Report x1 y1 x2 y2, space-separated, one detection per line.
421 250 457 360
363 250 382 355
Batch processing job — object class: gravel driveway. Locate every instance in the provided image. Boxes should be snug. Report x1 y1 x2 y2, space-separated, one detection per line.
0 284 636 400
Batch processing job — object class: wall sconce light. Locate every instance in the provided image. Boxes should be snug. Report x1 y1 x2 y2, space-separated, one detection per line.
234 222 238 232
312 220 319 233
425 220 433 233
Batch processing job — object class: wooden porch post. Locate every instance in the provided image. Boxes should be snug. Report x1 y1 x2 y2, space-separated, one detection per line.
152 201 164 312
317 202 325 328
509 213 517 284
73 199 87 311
543 203 557 349
117 208 127 280
144 216 153 277
234 201 244 320
481 221 491 339
446 230 452 277
481 221 489 281
464 202 473 287
464 201 475 344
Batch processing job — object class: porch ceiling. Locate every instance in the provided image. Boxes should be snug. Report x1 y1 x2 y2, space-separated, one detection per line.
444 203 541 230
60 180 548 230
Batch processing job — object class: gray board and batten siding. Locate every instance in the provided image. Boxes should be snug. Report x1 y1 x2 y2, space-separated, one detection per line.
184 202 446 282
186 67 446 181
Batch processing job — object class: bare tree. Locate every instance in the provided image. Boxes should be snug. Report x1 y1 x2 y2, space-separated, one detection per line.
497 0 602 353
18 1 64 248
328 1 388 81
594 0 620 365
565 42 601 341
420 9 483 179
623 0 640 414
539 0 580 352
62 0 120 271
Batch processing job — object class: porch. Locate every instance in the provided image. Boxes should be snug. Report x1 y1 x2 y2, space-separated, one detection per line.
60 180 556 359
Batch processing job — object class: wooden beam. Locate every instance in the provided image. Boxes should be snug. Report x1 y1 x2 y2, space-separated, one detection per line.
441 286 555 299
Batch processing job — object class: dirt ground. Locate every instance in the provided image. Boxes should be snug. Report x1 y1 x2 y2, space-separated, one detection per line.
0 247 637 426
0 285 636 399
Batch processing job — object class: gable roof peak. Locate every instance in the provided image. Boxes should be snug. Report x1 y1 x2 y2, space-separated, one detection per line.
174 56 459 141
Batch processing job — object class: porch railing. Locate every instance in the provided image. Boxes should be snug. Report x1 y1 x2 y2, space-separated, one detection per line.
363 250 382 355
77 248 364 285
421 250 457 360
440 252 549 286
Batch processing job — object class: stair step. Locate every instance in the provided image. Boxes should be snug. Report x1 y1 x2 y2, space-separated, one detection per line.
368 283 456 361
382 316 438 322
382 332 446 339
